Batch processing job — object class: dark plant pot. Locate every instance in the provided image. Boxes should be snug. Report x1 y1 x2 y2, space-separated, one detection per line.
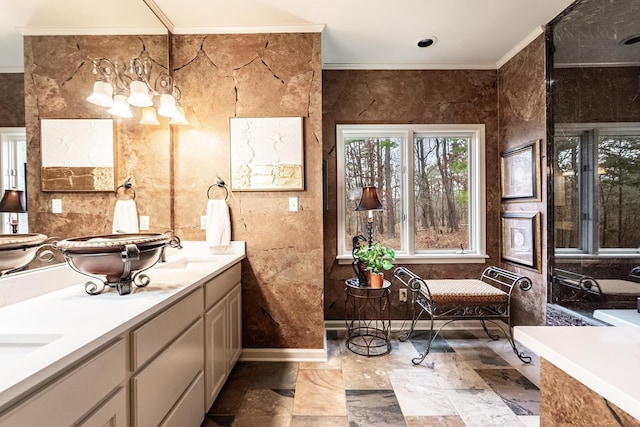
353 260 370 286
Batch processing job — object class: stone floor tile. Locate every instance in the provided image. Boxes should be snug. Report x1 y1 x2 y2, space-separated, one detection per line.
387 368 456 417
341 355 393 390
290 415 349 426
475 368 540 415
233 389 294 426
446 388 523 427
404 415 467 427
346 389 406 427
292 369 347 416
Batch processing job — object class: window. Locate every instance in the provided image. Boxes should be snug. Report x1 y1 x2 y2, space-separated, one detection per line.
337 124 486 263
554 123 640 256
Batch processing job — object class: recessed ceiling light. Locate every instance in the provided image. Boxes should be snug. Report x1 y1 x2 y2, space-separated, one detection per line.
622 34 640 45
417 37 437 48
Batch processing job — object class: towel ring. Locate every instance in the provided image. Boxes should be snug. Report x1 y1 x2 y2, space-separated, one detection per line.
115 178 136 200
207 177 229 200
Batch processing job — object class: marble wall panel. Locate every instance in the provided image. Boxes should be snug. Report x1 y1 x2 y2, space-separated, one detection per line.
540 358 640 426
23 35 171 240
171 33 324 350
553 66 640 124
322 69 500 320
0 73 24 127
498 35 548 326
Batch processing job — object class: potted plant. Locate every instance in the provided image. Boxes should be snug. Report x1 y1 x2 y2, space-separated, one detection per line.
353 241 396 288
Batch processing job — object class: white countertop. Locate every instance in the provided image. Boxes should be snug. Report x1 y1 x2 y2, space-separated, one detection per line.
515 325 640 420
0 241 245 411
594 309 640 327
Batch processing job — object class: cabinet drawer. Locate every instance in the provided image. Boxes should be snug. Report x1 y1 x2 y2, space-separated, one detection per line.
132 318 204 427
160 371 205 427
131 287 203 370
0 338 126 427
205 263 241 309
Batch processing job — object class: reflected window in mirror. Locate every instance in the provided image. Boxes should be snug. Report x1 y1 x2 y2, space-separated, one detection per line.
554 124 640 256
0 128 27 234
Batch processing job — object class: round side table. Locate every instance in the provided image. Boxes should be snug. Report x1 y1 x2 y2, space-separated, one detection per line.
344 278 391 356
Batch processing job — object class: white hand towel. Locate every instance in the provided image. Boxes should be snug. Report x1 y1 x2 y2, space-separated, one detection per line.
206 199 231 248
112 199 139 234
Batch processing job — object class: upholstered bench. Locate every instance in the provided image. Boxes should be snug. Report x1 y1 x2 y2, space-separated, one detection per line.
553 268 640 300
393 265 533 366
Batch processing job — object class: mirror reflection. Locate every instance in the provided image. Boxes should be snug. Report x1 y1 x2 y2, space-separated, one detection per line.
0 0 170 274
549 0 640 318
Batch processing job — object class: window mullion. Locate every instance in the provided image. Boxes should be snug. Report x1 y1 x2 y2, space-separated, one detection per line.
405 130 415 255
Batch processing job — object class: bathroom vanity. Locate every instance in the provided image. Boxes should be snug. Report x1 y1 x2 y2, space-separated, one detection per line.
0 241 245 427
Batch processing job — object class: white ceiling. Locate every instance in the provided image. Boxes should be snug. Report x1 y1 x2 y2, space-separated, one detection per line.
0 0 575 73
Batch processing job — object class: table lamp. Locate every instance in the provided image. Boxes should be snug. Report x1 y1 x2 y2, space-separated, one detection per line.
355 186 384 247
0 189 26 234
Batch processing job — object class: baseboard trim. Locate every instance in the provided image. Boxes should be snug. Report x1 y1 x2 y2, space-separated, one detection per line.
238 319 508 363
239 336 328 362
324 319 505 331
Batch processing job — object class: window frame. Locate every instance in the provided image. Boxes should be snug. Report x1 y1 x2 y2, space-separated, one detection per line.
554 122 640 258
336 124 487 264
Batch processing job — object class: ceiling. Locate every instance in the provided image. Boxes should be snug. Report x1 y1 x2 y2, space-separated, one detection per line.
0 0 577 73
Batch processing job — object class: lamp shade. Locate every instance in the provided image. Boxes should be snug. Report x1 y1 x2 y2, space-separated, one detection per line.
0 189 26 213
355 186 384 211
139 107 160 125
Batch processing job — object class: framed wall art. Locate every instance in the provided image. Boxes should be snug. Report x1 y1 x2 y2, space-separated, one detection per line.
40 118 115 192
230 117 304 191
500 139 541 201
501 211 540 270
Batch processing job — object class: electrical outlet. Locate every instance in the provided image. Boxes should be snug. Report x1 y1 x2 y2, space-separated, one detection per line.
399 288 407 302
201 215 207 230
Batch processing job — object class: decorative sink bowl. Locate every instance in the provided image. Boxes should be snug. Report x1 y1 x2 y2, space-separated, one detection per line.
0 233 48 276
56 232 182 295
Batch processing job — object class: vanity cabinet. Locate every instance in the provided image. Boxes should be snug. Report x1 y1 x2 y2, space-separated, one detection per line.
0 338 127 427
0 255 244 427
204 263 242 410
131 288 205 427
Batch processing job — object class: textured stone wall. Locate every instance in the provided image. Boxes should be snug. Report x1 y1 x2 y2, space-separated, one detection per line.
0 73 25 127
171 33 324 350
322 69 500 320
497 35 548 326
24 35 171 239
540 359 640 426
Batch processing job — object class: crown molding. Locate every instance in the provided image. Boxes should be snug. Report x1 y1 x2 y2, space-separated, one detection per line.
496 25 545 69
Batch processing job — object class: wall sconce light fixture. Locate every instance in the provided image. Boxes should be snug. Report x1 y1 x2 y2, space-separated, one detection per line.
87 50 188 125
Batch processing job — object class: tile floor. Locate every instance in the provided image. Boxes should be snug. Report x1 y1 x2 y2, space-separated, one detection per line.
202 328 541 427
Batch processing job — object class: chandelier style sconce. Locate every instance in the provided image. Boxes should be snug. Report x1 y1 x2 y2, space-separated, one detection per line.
87 50 188 125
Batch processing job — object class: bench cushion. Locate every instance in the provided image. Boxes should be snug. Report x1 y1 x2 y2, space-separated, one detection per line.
421 279 508 304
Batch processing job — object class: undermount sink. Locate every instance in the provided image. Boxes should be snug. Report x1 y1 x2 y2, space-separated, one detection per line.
0 333 63 362
155 258 220 270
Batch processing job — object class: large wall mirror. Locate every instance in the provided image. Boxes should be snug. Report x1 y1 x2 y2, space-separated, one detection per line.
0 0 171 273
548 0 640 319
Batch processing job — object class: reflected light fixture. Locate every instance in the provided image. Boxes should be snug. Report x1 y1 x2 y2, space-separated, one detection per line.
87 50 188 125
355 186 384 247
139 107 160 126
0 189 26 234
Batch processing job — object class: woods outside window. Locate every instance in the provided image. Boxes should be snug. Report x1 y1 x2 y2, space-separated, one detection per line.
336 124 487 264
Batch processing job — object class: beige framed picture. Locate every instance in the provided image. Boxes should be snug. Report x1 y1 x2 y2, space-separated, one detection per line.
229 117 304 191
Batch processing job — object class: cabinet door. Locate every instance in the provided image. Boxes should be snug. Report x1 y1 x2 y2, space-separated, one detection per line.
77 387 127 427
227 283 242 369
204 297 227 410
